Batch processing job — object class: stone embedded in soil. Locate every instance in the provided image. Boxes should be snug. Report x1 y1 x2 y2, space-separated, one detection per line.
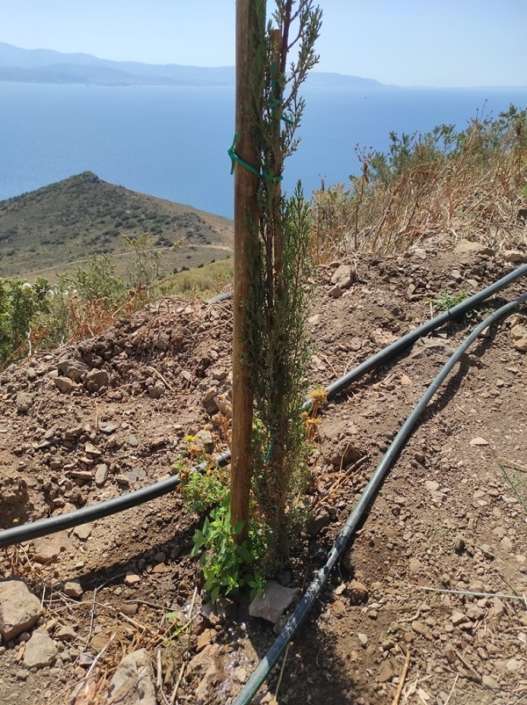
0 580 42 642
469 436 489 447
32 533 71 564
357 632 368 647
85 368 109 392
412 621 433 640
73 524 92 541
510 323 527 353
249 581 298 624
64 581 83 599
15 392 33 414
124 574 141 587
23 630 58 668
57 358 89 383
348 580 369 605
54 376 77 394
377 660 395 683
331 264 355 290
330 441 363 469
187 644 225 704
95 463 109 486
108 648 156 705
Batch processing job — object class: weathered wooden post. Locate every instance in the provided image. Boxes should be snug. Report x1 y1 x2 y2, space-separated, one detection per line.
230 0 265 541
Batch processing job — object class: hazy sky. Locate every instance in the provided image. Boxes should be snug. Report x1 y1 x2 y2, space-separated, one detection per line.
2 0 526 87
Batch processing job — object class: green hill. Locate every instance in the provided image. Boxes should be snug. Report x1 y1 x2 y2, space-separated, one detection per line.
0 172 233 279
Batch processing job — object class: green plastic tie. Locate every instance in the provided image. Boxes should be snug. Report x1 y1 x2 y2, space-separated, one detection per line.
228 134 282 183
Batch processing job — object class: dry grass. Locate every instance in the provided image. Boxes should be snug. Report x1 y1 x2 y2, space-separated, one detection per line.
311 108 527 260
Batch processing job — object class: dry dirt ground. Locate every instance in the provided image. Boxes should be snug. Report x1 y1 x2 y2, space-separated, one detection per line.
0 236 526 705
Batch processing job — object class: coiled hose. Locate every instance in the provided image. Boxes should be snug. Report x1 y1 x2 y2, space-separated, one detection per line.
0 264 525 549
230 292 527 705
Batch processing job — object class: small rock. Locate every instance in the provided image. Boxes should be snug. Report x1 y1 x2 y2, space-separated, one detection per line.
108 649 156 705
63 582 83 599
56 625 77 642
15 392 33 414
57 359 89 383
23 630 58 668
348 580 369 605
54 376 77 394
470 437 489 447
378 660 395 682
357 632 368 647
0 581 42 641
451 610 466 626
506 658 522 673
328 284 343 298
424 480 440 492
482 675 499 689
73 524 92 541
412 621 432 640
32 533 70 564
85 369 109 392
504 249 527 264
202 389 219 415
454 536 466 555
511 324 527 353
195 429 214 454
331 264 355 289
147 382 165 399
95 464 108 487
249 581 298 624
124 574 141 587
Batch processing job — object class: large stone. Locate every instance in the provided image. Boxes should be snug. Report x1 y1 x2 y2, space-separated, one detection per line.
108 649 156 705
23 630 58 668
249 581 298 624
0 580 42 642
511 324 527 353
57 359 89 383
331 264 355 290
85 369 109 392
54 376 77 394
32 532 71 564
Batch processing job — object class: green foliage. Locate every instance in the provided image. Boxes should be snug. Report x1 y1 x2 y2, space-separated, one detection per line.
0 277 50 363
191 499 267 602
433 290 468 312
122 234 161 290
181 467 229 515
62 255 126 304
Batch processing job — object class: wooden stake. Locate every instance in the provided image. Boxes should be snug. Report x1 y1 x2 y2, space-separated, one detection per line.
231 0 265 541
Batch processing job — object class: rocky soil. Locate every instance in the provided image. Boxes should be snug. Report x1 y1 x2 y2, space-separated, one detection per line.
0 236 526 705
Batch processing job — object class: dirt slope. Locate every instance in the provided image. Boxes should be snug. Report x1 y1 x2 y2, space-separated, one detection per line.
0 236 526 705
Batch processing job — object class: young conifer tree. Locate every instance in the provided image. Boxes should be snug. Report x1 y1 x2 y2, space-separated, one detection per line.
244 0 322 563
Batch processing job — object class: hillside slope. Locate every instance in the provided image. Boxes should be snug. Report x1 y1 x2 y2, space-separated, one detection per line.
0 172 233 278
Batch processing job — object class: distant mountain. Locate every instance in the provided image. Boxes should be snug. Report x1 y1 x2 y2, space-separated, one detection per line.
0 172 233 279
0 42 383 89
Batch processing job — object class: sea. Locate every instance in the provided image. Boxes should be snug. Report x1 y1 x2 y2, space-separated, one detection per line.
1 81 527 218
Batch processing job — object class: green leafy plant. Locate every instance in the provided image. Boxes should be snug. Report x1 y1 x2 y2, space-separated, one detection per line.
433 290 468 312
181 467 229 515
191 499 267 602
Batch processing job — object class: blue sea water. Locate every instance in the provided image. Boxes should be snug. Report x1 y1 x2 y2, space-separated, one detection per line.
1 82 526 218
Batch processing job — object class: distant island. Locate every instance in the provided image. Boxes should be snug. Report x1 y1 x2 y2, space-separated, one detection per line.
0 42 383 89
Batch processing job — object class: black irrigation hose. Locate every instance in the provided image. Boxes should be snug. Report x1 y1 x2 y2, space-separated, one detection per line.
231 292 527 705
1 264 525 549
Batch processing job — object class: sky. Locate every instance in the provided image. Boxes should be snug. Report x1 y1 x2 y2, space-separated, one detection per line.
1 0 526 88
